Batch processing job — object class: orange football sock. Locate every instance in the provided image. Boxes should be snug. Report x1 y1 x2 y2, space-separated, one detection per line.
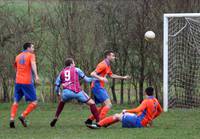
22 102 37 118
98 116 119 127
99 106 110 120
10 103 18 120
88 106 103 121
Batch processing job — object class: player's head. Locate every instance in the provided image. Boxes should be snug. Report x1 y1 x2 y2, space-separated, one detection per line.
145 87 154 96
65 58 75 67
104 50 116 62
23 43 34 52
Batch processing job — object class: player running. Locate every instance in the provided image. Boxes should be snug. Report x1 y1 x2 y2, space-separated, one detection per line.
88 87 163 129
50 58 99 127
85 50 130 126
10 43 39 128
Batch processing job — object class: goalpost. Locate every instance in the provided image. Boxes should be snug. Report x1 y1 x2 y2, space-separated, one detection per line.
163 13 200 111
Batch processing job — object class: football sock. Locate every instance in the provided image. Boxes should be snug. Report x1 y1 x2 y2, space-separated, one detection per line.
99 105 110 120
98 116 119 127
55 101 65 118
88 106 103 121
10 103 18 120
21 102 37 118
89 104 99 122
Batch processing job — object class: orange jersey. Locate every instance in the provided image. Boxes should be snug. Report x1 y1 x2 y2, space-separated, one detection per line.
91 59 113 88
15 51 36 84
126 96 163 127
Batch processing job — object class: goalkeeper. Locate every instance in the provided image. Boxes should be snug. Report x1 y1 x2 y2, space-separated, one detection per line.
88 87 163 129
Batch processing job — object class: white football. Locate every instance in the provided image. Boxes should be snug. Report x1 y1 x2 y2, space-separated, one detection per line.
145 31 155 41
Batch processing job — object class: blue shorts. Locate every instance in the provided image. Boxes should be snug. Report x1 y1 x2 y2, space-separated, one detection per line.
91 87 109 104
122 113 142 128
62 89 90 103
14 83 37 102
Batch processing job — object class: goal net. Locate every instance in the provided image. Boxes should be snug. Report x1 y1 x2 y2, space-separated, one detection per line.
163 13 200 111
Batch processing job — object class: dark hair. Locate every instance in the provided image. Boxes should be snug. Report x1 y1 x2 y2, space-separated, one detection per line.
145 87 154 96
23 43 33 50
65 58 74 67
104 50 114 58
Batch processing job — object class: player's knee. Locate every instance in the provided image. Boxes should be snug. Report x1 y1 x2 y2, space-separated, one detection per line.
90 99 95 104
13 102 18 105
114 113 120 117
104 99 111 105
31 101 38 106
114 113 121 120
114 114 118 117
87 99 95 105
106 103 112 109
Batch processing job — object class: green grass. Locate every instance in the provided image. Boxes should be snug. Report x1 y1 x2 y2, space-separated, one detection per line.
0 103 200 139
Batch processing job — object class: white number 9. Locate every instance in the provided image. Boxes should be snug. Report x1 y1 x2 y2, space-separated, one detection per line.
64 70 70 81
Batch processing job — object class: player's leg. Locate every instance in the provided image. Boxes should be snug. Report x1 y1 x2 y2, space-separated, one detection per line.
75 91 99 123
10 102 19 128
21 84 38 118
18 84 37 127
87 113 121 129
50 100 65 127
96 88 112 120
88 113 139 129
79 91 100 122
18 100 37 127
21 100 37 118
50 89 74 127
87 106 103 121
87 99 100 122
99 98 112 120
85 103 104 125
85 88 111 124
10 84 23 128
85 88 101 125
98 113 121 127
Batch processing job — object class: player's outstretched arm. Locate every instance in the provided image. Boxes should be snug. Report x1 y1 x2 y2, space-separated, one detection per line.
110 74 131 80
124 101 146 113
83 76 96 83
76 68 97 83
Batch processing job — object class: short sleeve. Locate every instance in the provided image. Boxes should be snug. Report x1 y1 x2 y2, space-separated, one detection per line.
95 63 106 74
76 68 85 78
30 54 36 63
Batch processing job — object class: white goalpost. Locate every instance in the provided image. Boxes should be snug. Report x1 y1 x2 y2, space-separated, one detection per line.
163 13 200 111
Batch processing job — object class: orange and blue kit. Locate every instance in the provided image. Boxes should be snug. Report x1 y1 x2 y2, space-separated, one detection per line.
122 96 163 128
14 50 37 102
91 59 113 104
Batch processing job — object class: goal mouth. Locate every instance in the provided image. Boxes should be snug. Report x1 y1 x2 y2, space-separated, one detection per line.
163 13 200 111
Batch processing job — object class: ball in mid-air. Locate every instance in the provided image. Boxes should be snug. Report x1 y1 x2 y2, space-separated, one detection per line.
144 31 155 41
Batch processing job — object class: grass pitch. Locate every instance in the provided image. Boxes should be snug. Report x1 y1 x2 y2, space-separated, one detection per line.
0 103 200 139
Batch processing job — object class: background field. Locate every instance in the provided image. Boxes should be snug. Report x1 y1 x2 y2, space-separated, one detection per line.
0 103 200 139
